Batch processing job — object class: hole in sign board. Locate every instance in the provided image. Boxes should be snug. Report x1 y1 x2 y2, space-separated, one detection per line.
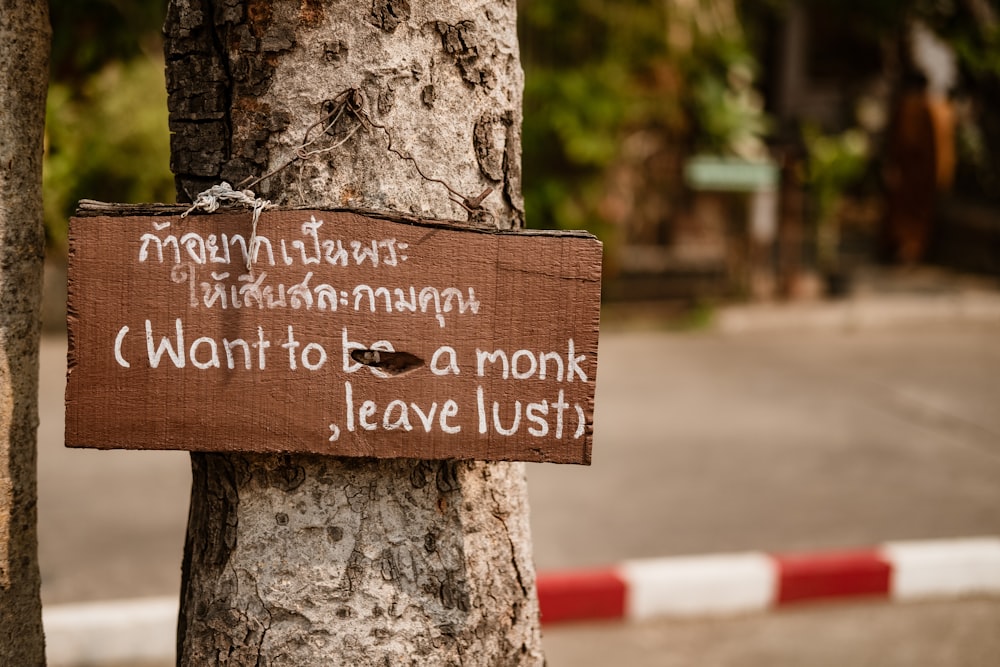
351 349 425 376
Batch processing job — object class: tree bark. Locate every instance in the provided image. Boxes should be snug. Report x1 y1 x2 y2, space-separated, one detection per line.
165 1 542 664
0 2 50 665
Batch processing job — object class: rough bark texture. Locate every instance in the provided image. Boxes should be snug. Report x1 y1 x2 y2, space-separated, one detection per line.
0 2 49 665
165 0 523 228
165 1 542 664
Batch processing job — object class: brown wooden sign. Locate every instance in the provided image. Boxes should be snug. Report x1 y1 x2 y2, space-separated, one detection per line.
65 205 602 464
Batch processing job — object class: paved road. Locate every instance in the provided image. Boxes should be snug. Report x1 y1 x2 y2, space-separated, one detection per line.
528 323 1000 570
38 338 188 604
36 320 1000 664
542 597 1000 667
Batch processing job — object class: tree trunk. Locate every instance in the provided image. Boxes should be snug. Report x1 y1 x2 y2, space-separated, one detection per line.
0 2 49 665
165 1 542 664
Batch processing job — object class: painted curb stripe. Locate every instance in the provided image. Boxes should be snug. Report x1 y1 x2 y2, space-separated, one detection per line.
43 596 178 666
882 537 1000 601
619 553 775 620
774 549 891 605
41 536 1000 664
535 567 626 623
534 537 1000 624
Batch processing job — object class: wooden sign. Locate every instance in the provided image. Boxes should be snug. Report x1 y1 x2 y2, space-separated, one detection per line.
65 205 602 464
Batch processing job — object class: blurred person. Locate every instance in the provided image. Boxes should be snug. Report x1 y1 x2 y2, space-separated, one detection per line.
882 70 956 264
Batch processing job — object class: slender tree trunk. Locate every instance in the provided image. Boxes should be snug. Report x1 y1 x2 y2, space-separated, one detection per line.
0 2 50 665
165 1 542 664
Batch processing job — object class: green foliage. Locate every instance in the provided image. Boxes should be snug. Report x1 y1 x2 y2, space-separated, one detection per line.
687 60 770 159
672 2 770 159
675 300 717 331
801 124 870 269
42 0 171 251
802 125 870 223
520 0 677 234
526 65 632 168
44 54 174 250
49 0 167 82
519 0 771 236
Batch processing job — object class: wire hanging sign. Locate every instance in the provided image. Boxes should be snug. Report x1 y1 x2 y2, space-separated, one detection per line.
180 88 495 271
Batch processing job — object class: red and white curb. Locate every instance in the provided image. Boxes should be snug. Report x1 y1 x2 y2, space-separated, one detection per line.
536 536 1000 624
43 536 1000 665
44 596 179 666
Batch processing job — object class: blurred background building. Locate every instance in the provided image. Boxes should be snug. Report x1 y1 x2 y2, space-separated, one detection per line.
44 0 1000 310
519 0 1000 303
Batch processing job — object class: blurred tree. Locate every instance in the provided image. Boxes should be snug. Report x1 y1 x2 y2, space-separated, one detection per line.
519 0 681 237
519 0 770 245
49 0 166 84
44 0 172 252
41 0 1000 254
669 0 770 160
45 55 172 250
0 2 50 663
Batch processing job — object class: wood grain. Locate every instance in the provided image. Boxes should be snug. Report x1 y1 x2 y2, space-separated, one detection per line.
65 207 602 464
